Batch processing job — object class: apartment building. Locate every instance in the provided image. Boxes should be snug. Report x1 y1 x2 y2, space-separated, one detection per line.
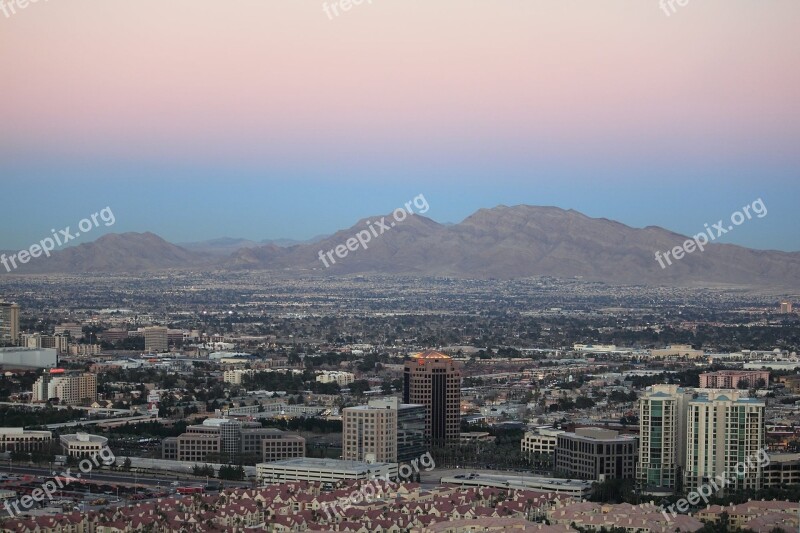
685 391 765 493
315 371 355 386
32 371 97 405
699 370 769 389
638 384 693 494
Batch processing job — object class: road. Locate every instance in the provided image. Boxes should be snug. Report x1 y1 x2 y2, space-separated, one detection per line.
0 464 249 490
45 415 162 429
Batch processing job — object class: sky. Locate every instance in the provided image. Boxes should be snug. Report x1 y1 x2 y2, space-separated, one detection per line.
0 0 798 251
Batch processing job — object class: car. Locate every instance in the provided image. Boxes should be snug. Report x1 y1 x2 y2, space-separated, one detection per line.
170 481 180 486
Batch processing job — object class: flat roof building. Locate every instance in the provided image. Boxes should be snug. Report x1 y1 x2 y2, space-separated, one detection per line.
0 348 58 370
60 433 108 458
256 457 397 485
343 402 398 463
144 326 168 353
32 371 97 405
0 428 53 453
554 427 637 481
163 418 305 463
441 472 592 497
699 370 769 389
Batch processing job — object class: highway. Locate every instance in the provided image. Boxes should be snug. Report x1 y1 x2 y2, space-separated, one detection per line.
0 464 250 490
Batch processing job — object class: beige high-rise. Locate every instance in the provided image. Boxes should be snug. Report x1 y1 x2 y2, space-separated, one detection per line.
0 302 20 345
343 400 398 462
403 350 461 447
685 390 765 493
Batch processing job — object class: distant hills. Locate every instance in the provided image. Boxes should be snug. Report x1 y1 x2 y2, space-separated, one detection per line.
9 232 203 273
7 206 800 288
179 235 329 256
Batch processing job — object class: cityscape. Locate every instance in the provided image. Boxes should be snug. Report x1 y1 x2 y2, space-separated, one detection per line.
1 1 800 533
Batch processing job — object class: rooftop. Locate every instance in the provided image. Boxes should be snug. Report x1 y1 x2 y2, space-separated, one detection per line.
257 457 395 474
413 350 452 360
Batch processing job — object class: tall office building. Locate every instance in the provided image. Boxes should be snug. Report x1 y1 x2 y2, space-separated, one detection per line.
403 350 461 447
144 326 168 352
343 401 398 463
396 402 426 462
0 302 20 345
638 384 693 494
342 397 426 463
780 301 793 314
685 391 765 493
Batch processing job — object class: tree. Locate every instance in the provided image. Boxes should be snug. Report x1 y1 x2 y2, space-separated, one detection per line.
575 396 595 409
122 457 132 471
349 380 371 397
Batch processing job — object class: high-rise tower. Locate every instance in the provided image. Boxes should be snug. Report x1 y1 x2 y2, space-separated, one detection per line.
403 350 461 447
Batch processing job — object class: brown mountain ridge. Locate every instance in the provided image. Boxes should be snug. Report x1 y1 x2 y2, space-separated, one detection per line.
7 206 800 288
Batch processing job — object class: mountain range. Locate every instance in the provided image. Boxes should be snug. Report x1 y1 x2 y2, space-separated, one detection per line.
6 206 799 288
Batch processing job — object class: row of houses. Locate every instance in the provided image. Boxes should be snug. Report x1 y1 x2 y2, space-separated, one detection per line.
1 479 797 533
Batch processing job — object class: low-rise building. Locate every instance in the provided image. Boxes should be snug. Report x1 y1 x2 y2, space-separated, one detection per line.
60 433 108 458
699 370 769 389
315 371 355 386
650 344 704 359
441 472 592 497
0 428 53 453
547 500 703 532
521 427 564 456
261 431 306 463
763 453 800 487
256 457 397 484
459 432 495 444
695 501 799 532
554 428 637 481
162 418 305 463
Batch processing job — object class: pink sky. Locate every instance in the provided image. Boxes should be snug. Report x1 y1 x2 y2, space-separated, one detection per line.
0 0 798 171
